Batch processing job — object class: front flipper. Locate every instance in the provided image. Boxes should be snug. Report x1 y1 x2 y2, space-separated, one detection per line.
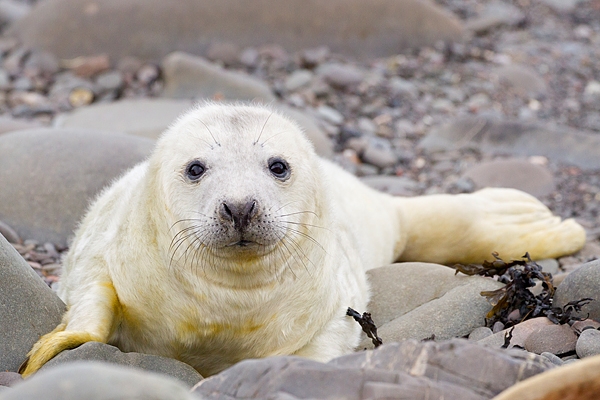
20 281 118 377
396 188 586 265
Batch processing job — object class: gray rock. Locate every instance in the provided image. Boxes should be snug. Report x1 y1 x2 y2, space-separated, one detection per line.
284 69 313 92
466 1 525 33
0 234 66 372
0 372 22 388
540 352 563 366
554 260 600 320
576 329 600 358
361 141 398 169
315 105 344 125
24 51 60 76
42 342 202 387
0 0 30 25
0 116 43 135
335 339 554 398
461 158 555 198
161 52 275 101
388 77 419 98
523 324 578 355
419 117 600 170
54 98 194 139
315 63 365 88
469 327 493 341
494 64 548 98
8 0 464 61
0 362 196 400
193 339 553 399
0 129 154 246
360 176 419 196
537 259 560 276
367 263 487 326
95 71 124 92
541 0 580 12
369 277 503 346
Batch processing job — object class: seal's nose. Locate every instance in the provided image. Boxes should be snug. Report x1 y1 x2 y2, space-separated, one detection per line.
219 199 258 231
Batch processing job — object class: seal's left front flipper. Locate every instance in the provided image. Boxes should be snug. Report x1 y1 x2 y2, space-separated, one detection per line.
395 188 586 265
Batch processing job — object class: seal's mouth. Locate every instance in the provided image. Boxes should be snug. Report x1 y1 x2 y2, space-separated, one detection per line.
226 240 257 248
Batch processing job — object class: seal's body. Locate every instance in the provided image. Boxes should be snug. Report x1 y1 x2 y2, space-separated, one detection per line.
21 104 585 377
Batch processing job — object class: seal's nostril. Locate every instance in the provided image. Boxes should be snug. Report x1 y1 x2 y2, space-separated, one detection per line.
222 203 233 219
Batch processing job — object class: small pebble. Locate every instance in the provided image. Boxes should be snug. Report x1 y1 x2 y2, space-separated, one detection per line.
492 321 505 333
469 327 493 341
540 352 563 366
576 329 600 358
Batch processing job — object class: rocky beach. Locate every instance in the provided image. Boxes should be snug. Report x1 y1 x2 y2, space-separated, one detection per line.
1 0 600 399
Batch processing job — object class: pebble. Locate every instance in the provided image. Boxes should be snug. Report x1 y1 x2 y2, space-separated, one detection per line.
95 70 124 92
523 324 578 355
361 140 398 169
316 105 344 125
316 62 365 88
469 326 493 341
540 352 563 366
284 69 313 91
24 52 59 77
239 47 259 68
66 54 111 78
576 329 600 358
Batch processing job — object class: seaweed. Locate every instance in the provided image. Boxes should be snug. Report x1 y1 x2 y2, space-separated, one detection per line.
347 307 383 348
452 252 593 328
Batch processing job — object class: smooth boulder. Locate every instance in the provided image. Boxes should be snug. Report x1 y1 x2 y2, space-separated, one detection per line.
0 362 197 400
8 0 464 61
0 234 66 372
462 158 555 198
42 342 202 387
419 117 600 170
0 129 154 246
53 98 194 139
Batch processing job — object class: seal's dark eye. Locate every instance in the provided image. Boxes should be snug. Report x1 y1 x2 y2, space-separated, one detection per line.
186 162 205 180
268 158 290 180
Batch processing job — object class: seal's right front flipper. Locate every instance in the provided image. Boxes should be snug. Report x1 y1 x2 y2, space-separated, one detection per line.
20 281 119 377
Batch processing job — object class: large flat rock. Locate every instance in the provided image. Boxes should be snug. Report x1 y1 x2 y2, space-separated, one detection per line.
0 129 154 246
419 117 600 170
7 0 464 61
54 99 194 139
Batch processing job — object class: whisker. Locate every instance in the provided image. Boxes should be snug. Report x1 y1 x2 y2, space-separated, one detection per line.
254 111 274 145
195 117 221 147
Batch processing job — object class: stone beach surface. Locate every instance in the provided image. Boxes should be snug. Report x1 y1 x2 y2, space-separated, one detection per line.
1 0 600 399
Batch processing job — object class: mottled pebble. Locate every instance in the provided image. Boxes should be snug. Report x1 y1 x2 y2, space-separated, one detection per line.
523 324 577 355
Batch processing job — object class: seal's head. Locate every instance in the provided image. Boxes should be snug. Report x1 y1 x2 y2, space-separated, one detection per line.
148 104 324 284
